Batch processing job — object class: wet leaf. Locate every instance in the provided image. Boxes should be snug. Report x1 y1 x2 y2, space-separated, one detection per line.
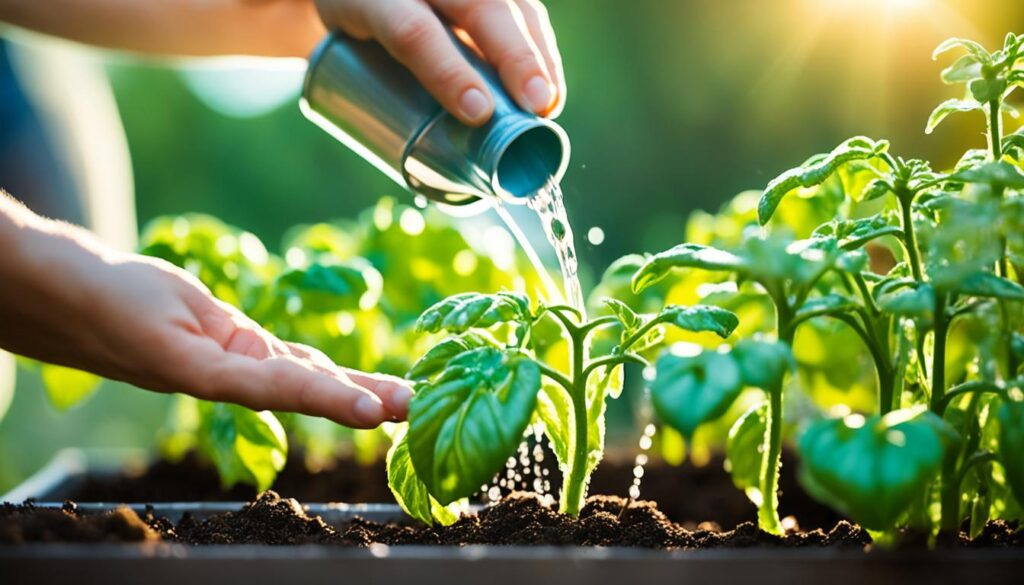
926 99 982 134
407 332 498 379
659 305 739 338
408 348 540 504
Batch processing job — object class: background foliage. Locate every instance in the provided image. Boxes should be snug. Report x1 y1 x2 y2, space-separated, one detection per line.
2 0 1024 492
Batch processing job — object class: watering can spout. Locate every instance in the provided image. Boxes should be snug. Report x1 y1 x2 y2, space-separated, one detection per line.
300 31 570 212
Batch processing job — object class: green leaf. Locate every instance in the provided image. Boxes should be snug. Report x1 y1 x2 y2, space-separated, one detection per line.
40 365 101 411
536 384 573 473
604 298 642 334
955 272 1024 300
631 244 746 293
650 349 743 438
859 178 893 202
198 402 288 492
659 305 739 338
415 292 530 334
969 77 1008 103
273 262 378 314
386 427 459 526
925 99 981 134
732 339 792 390
933 37 992 65
407 332 497 379
798 408 955 530
877 283 935 326
794 294 860 325
998 401 1024 507
940 54 983 83
408 347 541 504
758 137 889 225
726 401 769 507
813 215 901 250
947 161 1024 189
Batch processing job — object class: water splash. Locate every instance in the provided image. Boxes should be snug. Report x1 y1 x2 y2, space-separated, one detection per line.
527 179 585 314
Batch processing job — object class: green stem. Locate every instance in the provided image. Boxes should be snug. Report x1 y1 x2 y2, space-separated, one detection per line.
930 292 949 415
561 327 589 516
990 99 1003 161
537 362 573 395
581 353 647 381
897 190 924 282
939 380 1008 411
758 304 794 535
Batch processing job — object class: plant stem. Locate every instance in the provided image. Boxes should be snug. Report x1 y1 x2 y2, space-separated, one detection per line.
561 326 589 516
989 100 1003 161
930 292 949 415
759 378 784 535
897 190 924 282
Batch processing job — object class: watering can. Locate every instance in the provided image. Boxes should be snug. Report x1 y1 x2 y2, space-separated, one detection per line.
300 30 570 211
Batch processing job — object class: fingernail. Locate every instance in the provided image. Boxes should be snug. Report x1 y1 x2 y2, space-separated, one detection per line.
458 88 491 124
523 75 554 114
388 385 413 413
354 394 385 426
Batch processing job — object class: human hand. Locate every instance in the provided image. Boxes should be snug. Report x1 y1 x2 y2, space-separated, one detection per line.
0 201 410 428
312 0 566 125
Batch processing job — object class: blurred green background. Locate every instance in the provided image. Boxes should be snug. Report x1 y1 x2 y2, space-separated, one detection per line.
2 0 1023 491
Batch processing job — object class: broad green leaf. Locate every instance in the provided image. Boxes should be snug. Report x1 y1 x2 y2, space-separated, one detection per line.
925 99 981 134
732 339 792 390
408 348 540 504
407 331 498 379
998 401 1024 507
933 37 992 65
798 408 955 530
940 54 983 84
415 292 530 334
40 365 101 411
272 262 378 314
758 137 889 225
794 294 860 325
659 305 739 338
386 428 459 526
198 402 288 492
726 401 769 507
969 77 1008 103
631 244 746 293
955 272 1024 300
650 349 743 438
947 161 1024 189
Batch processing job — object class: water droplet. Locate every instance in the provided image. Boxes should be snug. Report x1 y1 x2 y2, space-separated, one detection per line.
586 227 605 246
639 435 653 450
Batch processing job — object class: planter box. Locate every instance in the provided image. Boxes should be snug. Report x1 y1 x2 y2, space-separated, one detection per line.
2 451 1023 585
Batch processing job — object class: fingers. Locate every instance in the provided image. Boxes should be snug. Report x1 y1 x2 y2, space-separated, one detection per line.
510 0 565 117
194 346 390 429
340 367 414 419
356 0 495 126
433 0 556 116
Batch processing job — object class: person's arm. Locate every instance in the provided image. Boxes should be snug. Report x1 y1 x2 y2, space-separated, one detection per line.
0 191 410 428
0 0 566 126
0 0 325 58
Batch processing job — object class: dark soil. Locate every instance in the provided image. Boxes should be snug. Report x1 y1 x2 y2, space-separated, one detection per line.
3 491 1021 549
0 501 159 544
66 450 841 529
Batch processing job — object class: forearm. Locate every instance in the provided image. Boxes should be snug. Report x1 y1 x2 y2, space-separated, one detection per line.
0 193 113 367
0 0 324 58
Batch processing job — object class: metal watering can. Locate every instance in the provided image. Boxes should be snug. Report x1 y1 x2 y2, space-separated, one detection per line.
300 30 570 211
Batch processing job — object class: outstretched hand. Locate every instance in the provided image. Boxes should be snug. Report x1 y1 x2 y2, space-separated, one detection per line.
0 194 410 428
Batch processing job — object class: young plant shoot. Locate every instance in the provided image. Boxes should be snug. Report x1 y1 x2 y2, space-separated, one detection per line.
392 292 738 523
